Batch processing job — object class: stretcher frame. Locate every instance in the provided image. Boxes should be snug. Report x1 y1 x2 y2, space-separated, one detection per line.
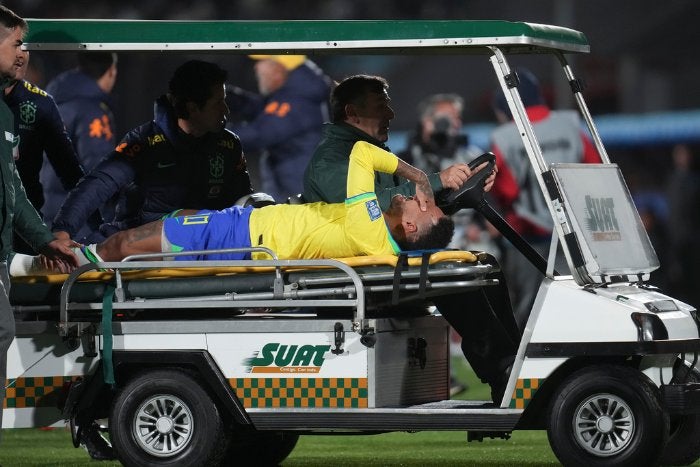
12 249 497 339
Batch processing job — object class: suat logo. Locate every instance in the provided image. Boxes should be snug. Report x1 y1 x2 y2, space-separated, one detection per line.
584 195 621 241
245 343 331 374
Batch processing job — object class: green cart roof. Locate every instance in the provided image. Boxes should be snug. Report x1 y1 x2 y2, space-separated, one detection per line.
24 19 589 54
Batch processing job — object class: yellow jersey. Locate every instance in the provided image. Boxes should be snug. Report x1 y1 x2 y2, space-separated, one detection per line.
248 141 401 259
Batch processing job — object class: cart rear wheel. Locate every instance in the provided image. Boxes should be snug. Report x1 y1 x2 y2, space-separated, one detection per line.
547 365 668 467
224 430 299 466
659 366 700 465
110 369 227 466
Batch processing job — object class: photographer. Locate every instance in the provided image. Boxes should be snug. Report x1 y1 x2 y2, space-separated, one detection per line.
401 93 482 175
401 94 489 251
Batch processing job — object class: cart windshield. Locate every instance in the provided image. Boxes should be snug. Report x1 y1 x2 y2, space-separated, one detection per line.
551 164 659 282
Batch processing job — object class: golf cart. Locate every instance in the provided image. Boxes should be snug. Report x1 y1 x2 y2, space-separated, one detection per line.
5 19 700 466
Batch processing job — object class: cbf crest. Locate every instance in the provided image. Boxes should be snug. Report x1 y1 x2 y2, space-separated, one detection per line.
19 101 37 125
209 154 225 178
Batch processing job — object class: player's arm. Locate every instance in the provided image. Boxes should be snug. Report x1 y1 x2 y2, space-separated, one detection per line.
346 141 432 210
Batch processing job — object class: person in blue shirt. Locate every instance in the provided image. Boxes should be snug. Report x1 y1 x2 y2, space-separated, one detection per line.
41 52 118 229
3 50 86 253
51 60 253 244
227 55 331 202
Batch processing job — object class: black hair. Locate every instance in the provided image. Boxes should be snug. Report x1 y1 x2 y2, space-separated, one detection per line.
77 52 117 80
168 60 228 119
0 5 27 32
396 216 455 251
331 74 388 123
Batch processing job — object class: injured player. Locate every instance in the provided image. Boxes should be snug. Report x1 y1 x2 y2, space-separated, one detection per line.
11 141 459 275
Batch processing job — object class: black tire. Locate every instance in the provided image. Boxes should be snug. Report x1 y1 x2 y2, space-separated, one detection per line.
223 430 299 466
547 365 669 467
660 366 700 465
109 369 228 467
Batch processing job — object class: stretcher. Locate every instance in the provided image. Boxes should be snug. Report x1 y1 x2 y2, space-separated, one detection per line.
10 249 499 337
10 248 503 414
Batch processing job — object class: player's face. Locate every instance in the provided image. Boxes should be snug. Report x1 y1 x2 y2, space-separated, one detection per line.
0 27 25 81
391 194 445 233
191 84 229 134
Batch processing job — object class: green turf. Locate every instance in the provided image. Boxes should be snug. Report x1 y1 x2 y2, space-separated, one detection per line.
1 359 694 466
286 431 557 466
0 428 555 466
0 359 557 466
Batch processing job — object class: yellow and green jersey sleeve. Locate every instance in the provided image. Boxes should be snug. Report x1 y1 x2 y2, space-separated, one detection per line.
345 141 399 199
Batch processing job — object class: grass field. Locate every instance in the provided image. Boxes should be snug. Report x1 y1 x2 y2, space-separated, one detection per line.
0 429 558 466
0 358 564 466
3 358 699 466
0 428 557 466
2 363 700 466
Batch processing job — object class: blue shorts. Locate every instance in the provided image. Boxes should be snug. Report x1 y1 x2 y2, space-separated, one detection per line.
162 205 254 260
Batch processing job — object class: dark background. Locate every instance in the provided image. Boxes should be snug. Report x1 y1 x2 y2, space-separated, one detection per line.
7 1 700 133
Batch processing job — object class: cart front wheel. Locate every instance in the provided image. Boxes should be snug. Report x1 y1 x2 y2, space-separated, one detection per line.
547 365 668 467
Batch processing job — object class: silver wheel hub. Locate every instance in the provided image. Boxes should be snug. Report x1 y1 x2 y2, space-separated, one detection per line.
133 394 193 457
573 393 635 457
156 417 174 434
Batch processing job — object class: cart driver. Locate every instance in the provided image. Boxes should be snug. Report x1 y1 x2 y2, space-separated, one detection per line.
12 140 478 273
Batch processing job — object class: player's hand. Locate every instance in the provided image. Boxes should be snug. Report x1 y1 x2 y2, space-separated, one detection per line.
413 173 433 212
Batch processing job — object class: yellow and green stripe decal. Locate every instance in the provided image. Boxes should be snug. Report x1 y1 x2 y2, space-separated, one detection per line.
345 192 376 206
231 378 368 408
508 378 543 409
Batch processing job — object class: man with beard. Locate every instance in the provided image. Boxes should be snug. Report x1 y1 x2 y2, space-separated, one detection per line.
3 49 86 254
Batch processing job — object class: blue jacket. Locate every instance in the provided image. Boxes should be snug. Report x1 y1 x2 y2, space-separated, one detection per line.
227 60 330 201
42 69 117 224
45 69 116 170
0 77 53 260
52 96 253 241
4 79 84 212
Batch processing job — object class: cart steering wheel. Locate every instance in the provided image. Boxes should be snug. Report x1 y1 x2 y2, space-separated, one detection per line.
439 152 496 212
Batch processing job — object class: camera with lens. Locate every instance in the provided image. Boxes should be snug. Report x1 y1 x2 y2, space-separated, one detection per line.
428 116 467 153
